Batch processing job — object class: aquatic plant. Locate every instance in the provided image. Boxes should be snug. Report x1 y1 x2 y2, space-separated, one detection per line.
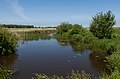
33 71 94 79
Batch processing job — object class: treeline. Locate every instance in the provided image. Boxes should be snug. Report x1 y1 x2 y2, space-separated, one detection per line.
0 24 34 28
0 24 57 28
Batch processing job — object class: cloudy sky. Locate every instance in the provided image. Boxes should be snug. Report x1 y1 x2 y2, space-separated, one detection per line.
0 0 120 27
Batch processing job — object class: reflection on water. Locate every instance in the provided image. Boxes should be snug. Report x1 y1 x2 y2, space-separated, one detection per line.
0 33 109 79
89 53 110 75
20 32 52 41
0 54 18 70
57 38 109 74
56 39 89 53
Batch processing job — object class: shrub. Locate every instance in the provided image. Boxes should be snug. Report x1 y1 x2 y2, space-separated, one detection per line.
67 24 83 37
56 23 72 35
90 11 116 39
0 28 17 55
101 70 120 79
107 52 120 70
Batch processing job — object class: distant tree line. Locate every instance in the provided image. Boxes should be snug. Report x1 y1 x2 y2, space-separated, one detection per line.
0 24 34 28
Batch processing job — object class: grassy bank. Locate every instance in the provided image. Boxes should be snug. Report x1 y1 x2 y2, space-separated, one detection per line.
100 28 120 79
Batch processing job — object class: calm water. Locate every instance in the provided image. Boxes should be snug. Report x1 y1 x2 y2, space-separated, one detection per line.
0 38 108 79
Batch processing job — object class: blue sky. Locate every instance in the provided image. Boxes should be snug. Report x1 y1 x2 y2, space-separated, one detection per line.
0 0 120 27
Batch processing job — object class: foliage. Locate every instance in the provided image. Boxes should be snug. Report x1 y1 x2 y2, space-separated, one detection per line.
107 51 120 70
55 21 120 79
56 23 90 41
56 23 72 35
100 28 120 79
0 65 11 79
67 71 93 79
32 74 64 79
0 24 34 28
56 23 116 53
67 24 83 37
101 70 120 79
19 32 52 41
90 11 116 39
33 71 93 79
0 28 17 55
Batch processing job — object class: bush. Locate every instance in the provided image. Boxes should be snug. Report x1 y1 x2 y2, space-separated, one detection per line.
107 52 120 70
0 28 17 55
101 70 120 79
90 11 116 39
67 24 83 37
56 23 72 35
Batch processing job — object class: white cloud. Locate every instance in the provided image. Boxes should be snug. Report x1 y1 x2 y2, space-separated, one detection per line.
7 0 29 20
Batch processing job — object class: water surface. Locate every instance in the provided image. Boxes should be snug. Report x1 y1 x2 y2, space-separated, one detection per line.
0 37 108 79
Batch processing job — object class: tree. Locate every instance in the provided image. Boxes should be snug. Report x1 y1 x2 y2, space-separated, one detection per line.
56 22 72 35
90 11 116 39
67 24 83 35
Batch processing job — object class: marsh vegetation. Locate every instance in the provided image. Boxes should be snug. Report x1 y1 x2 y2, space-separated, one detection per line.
0 11 120 79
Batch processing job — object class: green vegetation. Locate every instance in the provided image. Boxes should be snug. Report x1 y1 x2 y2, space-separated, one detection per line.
0 24 34 28
101 70 120 79
0 54 18 79
19 32 52 41
33 71 93 79
56 23 90 41
56 23 115 54
0 65 12 79
55 11 120 79
0 10 120 79
90 11 116 39
101 28 120 79
0 28 17 55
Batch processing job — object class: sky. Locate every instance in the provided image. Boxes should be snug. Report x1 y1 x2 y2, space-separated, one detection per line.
0 0 120 27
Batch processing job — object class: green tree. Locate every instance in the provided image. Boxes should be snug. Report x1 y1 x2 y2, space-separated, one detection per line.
67 24 83 36
90 11 116 39
56 22 72 35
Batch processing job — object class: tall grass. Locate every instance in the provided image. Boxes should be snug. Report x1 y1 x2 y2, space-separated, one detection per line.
33 71 94 79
